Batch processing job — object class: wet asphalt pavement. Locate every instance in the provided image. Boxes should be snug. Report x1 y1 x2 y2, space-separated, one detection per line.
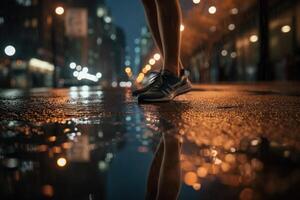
0 83 300 200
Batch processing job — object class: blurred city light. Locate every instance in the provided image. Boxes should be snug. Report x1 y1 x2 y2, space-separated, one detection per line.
111 81 118 87
97 7 106 18
119 81 132 88
149 58 156 65
230 8 239 15
249 35 259 43
125 60 131 66
104 16 112 23
55 6 65 15
4 45 16 56
77 72 99 82
281 25 291 33
228 24 236 31
210 26 217 32
69 62 76 69
154 53 161 61
193 0 201 4
180 24 185 32
145 64 151 71
231 52 237 58
96 72 102 79
56 157 67 167
29 58 54 72
125 67 132 74
110 34 116 40
221 50 228 56
76 65 82 71
41 185 54 197
208 6 217 14
136 73 145 83
82 67 89 73
73 71 79 77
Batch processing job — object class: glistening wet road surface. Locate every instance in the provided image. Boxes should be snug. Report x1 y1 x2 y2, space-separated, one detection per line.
0 83 300 200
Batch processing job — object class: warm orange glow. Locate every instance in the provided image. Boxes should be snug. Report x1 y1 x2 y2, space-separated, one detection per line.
182 161 195 171
62 142 72 149
37 145 48 152
208 164 220 175
251 159 264 171
145 64 151 71
240 188 254 200
220 174 241 187
184 172 198 186
136 73 145 83
142 68 148 74
225 154 236 163
125 67 132 74
48 136 56 142
197 167 208 178
63 128 71 133
42 185 54 197
193 183 202 190
221 162 231 172
52 146 62 154
57 157 67 167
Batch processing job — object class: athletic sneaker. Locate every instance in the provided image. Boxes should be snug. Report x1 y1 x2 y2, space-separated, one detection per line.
138 70 192 103
132 71 161 96
132 69 189 97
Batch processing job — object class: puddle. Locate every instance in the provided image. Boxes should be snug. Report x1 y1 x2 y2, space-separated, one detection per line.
0 87 299 200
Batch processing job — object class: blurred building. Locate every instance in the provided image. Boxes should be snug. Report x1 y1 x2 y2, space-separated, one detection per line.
0 0 63 88
137 0 300 83
186 0 300 82
62 0 127 86
0 0 126 88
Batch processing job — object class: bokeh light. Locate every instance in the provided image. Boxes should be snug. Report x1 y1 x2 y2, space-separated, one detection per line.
57 157 67 167
55 6 64 15
4 45 16 56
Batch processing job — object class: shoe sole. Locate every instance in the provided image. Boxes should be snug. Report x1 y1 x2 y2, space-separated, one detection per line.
138 84 192 103
175 83 192 96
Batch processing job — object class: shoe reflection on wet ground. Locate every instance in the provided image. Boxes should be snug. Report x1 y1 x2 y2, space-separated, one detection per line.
0 86 299 200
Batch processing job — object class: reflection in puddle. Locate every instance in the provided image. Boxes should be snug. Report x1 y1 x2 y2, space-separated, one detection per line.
0 89 299 200
141 102 300 200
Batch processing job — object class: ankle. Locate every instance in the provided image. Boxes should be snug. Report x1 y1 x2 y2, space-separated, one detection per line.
162 67 180 77
162 69 180 78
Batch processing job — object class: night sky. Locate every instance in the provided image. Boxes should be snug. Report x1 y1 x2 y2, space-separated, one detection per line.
106 0 146 61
